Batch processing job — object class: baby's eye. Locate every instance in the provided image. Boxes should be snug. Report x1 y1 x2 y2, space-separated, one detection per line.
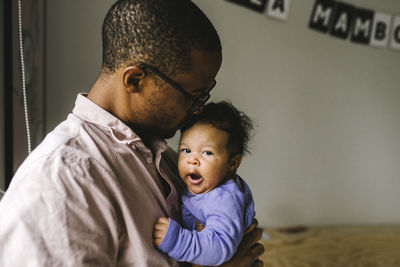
202 151 213 156
181 148 191 154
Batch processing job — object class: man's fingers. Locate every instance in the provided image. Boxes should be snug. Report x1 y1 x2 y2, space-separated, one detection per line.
253 259 264 267
195 219 205 232
245 224 256 235
245 218 259 234
219 222 265 267
233 227 263 262
250 242 265 258
243 227 262 247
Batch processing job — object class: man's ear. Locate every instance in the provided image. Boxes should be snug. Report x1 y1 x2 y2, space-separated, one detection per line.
122 66 145 92
229 154 242 173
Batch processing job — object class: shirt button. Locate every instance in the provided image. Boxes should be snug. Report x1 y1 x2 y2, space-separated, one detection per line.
147 157 153 164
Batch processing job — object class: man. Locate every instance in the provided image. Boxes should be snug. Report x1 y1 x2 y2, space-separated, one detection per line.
0 0 264 266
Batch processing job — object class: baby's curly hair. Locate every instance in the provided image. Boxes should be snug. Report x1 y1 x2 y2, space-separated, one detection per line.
102 0 221 76
181 101 254 158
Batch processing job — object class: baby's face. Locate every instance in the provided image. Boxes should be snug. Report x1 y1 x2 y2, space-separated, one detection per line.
178 123 232 194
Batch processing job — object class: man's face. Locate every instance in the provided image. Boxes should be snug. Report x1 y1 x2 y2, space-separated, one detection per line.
137 50 222 139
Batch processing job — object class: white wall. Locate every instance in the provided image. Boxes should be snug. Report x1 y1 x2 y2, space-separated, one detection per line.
46 0 112 131
190 0 400 227
47 0 400 227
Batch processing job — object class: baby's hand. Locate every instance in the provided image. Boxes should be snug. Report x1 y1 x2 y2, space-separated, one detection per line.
153 217 170 246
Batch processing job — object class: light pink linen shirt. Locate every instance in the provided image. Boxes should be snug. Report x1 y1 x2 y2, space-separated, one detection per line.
0 94 185 267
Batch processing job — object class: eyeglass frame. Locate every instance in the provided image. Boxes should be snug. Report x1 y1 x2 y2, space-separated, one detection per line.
139 63 216 113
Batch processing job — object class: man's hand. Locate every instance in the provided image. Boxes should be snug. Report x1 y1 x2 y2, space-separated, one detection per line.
194 218 265 267
221 219 265 267
153 217 170 246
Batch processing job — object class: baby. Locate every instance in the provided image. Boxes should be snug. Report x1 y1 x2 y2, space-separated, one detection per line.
153 101 255 266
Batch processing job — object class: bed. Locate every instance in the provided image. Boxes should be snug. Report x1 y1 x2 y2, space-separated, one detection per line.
260 225 400 267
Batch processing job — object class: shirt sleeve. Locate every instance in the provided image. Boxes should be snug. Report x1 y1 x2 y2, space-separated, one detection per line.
0 148 119 267
181 204 196 230
157 189 248 266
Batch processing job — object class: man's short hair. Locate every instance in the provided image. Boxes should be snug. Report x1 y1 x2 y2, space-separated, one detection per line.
181 101 254 158
102 0 221 76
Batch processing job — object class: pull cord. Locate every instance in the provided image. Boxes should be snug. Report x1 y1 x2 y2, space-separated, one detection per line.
1 1 33 195
18 0 32 154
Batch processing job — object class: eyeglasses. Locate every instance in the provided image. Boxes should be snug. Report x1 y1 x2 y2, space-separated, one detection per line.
139 63 216 113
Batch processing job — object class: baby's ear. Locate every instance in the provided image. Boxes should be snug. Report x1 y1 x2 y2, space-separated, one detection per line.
229 154 242 172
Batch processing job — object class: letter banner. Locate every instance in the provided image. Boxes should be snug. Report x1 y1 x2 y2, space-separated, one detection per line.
370 12 392 48
308 0 400 52
225 0 399 52
309 0 336 33
350 7 374 45
267 0 292 21
225 0 267 13
390 15 400 50
329 2 354 40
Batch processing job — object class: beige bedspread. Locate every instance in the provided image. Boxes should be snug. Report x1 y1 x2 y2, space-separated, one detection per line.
260 225 400 267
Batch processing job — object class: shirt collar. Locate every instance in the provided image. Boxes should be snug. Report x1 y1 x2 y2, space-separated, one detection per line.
72 93 168 152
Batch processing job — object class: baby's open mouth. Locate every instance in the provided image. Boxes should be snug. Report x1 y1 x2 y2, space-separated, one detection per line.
188 173 203 185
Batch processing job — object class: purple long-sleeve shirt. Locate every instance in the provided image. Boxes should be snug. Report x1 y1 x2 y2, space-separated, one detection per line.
158 175 255 266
